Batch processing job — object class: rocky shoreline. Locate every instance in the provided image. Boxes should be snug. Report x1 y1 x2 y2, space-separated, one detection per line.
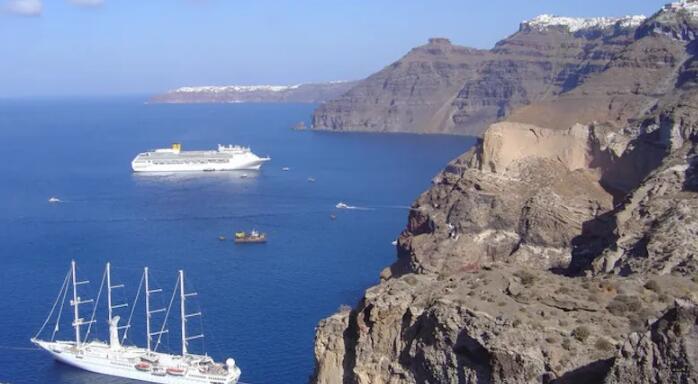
312 2 698 383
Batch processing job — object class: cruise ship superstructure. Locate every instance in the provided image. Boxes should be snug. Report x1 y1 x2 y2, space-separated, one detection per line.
32 261 242 384
131 143 270 172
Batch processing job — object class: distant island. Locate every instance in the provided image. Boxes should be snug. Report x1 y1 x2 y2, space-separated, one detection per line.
312 15 649 136
149 80 357 104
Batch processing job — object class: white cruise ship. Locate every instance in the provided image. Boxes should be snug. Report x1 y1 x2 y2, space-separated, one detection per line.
131 143 270 172
32 261 242 384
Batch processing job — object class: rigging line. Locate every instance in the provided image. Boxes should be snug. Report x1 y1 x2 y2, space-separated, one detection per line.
34 267 71 340
52 269 72 342
122 271 144 345
84 266 107 342
154 277 179 352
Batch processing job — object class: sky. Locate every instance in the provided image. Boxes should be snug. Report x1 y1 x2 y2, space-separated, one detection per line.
0 0 668 97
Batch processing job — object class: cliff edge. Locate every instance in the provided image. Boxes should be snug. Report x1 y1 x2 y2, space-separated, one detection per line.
312 2 698 383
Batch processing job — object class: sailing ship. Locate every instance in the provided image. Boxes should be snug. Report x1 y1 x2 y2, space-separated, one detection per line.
31 261 242 384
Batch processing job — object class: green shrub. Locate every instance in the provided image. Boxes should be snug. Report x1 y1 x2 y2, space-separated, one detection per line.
607 295 643 316
572 326 591 342
595 338 614 351
514 270 537 287
561 338 572 351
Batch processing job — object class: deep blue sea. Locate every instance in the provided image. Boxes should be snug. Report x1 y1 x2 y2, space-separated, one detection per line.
0 98 474 384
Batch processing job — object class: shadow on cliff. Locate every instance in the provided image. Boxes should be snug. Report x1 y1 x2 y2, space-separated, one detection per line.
342 305 361 384
550 358 614 384
562 131 670 276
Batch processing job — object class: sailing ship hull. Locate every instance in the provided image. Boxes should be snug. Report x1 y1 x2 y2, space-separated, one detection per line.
34 340 239 384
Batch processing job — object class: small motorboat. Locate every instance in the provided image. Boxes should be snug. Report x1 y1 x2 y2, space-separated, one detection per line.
135 362 151 372
282 167 290 171
218 236 226 241
391 240 398 246
330 214 337 220
307 177 316 182
336 202 349 209
234 230 267 244
48 197 61 203
166 367 186 376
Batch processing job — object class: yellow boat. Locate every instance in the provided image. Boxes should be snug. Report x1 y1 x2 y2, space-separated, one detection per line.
234 230 266 244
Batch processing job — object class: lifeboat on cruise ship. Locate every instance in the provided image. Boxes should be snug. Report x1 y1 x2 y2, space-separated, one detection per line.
166 367 186 376
135 362 151 372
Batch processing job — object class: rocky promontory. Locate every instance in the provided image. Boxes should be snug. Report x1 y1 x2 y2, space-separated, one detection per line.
313 2 698 383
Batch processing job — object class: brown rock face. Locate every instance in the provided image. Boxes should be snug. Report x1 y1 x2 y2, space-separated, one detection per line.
313 39 490 135
604 299 698 384
313 4 698 384
313 18 640 136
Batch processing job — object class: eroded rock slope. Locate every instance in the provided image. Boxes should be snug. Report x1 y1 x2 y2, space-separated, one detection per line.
313 2 698 384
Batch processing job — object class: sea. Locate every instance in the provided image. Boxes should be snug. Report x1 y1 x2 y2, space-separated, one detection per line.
0 98 475 384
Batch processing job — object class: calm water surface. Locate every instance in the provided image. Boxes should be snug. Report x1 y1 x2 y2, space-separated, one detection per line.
0 99 475 384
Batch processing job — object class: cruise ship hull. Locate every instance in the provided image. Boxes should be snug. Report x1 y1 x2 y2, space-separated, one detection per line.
33 340 240 384
131 144 270 173
131 157 269 172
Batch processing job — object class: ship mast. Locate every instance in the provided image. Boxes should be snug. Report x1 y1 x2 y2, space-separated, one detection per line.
107 262 114 322
70 260 93 346
144 267 165 352
179 270 186 355
144 267 152 351
179 270 202 355
71 260 80 345
106 262 127 346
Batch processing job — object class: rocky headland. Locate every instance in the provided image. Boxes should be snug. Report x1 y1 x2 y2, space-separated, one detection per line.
312 14 647 136
313 1 698 383
149 81 357 104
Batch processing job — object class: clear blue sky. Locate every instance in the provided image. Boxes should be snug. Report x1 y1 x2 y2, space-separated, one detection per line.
0 0 667 97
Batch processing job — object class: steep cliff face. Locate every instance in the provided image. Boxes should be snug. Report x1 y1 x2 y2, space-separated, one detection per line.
313 2 698 383
313 16 643 136
312 38 490 135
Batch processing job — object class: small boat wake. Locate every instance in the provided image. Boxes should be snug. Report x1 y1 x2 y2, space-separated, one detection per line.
335 202 373 211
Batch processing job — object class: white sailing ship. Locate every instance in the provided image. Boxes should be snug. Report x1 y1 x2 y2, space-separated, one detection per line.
31 261 242 384
131 143 270 172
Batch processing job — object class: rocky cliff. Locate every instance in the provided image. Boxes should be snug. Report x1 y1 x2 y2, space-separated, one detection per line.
313 2 698 383
312 16 644 136
149 81 357 104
